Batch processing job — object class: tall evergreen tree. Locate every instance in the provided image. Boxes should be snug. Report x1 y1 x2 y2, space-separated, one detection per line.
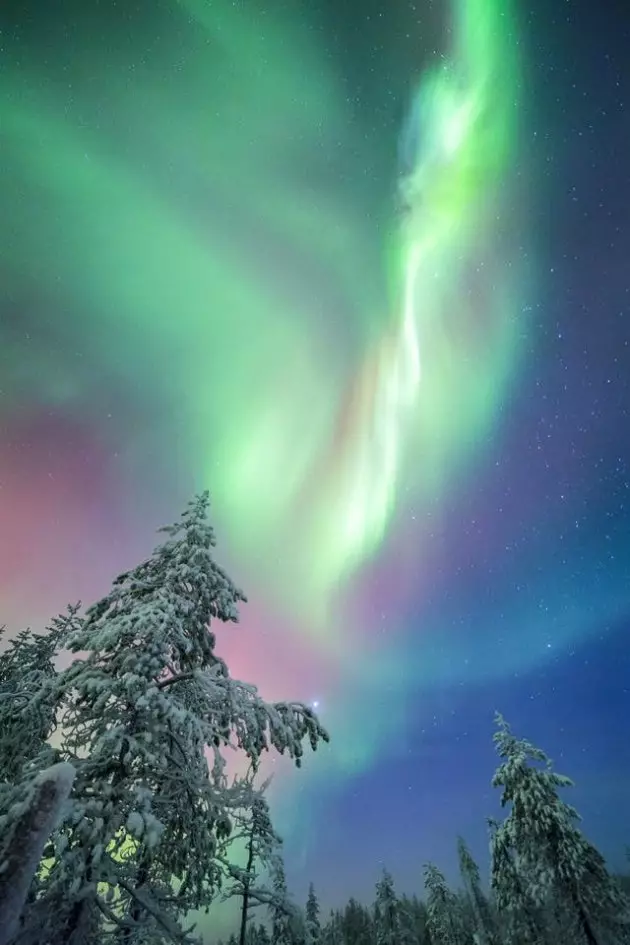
305 884 321 945
223 781 281 945
269 857 294 945
491 714 630 945
6 494 327 945
340 898 373 945
320 910 343 945
401 894 431 945
488 816 545 945
397 894 423 945
374 869 400 945
423 862 464 945
457 837 496 945
256 925 271 945
290 909 308 945
245 924 271 945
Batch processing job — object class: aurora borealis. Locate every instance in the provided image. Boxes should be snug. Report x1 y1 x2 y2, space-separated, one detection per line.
2 0 630 919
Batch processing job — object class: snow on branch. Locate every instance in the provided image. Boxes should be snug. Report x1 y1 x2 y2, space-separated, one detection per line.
0 762 76 945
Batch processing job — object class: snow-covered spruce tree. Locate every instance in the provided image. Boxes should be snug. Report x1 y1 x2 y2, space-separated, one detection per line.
457 837 496 945
17 493 328 945
399 894 431 945
491 713 630 945
374 869 400 945
305 884 321 945
221 778 282 945
246 924 270 945
269 856 297 945
340 898 373 945
488 816 545 945
319 910 343 945
396 894 422 945
288 908 307 945
423 863 466 945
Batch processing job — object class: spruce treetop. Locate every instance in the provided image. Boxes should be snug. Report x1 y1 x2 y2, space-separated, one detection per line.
13 493 328 945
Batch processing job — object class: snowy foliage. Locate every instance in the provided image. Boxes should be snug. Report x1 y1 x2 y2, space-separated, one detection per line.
424 863 466 945
244 924 271 945
221 779 283 945
305 883 321 945
457 837 496 945
373 870 400 945
4 493 328 945
269 856 296 945
0 607 79 790
0 762 76 945
320 910 344 945
491 713 630 945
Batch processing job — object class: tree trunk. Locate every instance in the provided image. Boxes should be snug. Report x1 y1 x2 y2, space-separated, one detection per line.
574 897 599 945
120 860 150 944
0 763 75 945
239 827 256 945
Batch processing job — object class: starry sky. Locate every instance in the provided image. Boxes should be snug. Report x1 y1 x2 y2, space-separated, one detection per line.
1 0 630 924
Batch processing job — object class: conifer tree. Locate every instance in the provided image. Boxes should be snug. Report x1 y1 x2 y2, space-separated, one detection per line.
246 923 270 945
374 869 400 945
397 894 422 945
223 782 281 945
401 894 431 945
340 898 373 945
7 493 328 945
256 924 271 945
423 862 464 945
457 837 496 945
488 816 545 945
320 910 343 945
305 884 321 945
491 714 630 945
269 857 294 945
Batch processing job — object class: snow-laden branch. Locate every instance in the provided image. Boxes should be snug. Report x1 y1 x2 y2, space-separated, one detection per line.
0 762 76 945
113 872 200 944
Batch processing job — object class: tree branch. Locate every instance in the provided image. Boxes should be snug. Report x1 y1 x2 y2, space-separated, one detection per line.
156 672 194 690
115 875 195 943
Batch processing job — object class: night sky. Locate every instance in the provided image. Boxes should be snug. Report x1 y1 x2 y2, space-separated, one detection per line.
1 0 630 930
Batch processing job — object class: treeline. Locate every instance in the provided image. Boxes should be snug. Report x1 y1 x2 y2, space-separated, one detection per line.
0 493 628 945
0 494 328 945
219 719 630 945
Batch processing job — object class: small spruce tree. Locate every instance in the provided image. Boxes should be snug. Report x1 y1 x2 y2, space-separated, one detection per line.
424 862 464 945
340 898 373 945
256 924 271 945
305 883 321 945
374 869 400 945
457 836 496 945
269 856 295 945
320 910 343 945
222 781 281 945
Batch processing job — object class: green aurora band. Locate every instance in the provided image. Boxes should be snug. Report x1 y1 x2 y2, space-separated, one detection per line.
1 0 525 766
